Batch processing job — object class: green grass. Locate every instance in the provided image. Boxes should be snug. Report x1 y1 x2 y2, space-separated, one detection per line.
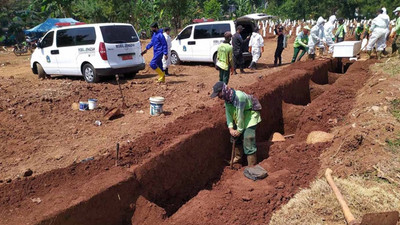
390 99 400 122
385 134 400 153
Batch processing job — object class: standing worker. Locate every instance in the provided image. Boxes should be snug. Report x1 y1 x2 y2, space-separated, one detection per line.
215 32 234 84
273 25 285 66
324 15 337 54
335 18 346 43
390 7 400 57
210 81 262 166
366 9 390 59
141 22 168 83
248 27 264 70
162 27 172 76
308 17 326 60
232 25 250 74
291 26 310 62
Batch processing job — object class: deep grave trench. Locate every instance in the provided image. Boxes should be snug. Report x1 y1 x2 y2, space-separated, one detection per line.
2 58 365 225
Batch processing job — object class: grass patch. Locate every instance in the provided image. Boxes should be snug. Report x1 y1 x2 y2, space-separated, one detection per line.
385 136 400 153
269 177 400 225
370 58 400 77
390 99 400 122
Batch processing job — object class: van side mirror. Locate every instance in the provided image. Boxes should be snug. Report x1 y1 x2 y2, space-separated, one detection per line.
177 34 181 40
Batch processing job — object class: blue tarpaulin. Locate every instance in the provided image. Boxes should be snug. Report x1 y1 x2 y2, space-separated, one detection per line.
24 18 78 37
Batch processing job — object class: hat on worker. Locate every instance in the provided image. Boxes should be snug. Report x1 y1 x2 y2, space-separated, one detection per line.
210 81 224 98
303 25 311 30
394 7 400 13
224 31 232 38
150 22 159 28
237 25 244 31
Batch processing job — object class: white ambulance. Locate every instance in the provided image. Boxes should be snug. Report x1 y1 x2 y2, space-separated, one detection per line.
30 23 145 83
170 13 272 65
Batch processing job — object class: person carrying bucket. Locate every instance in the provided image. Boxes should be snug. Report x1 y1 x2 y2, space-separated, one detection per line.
210 81 262 166
141 22 168 83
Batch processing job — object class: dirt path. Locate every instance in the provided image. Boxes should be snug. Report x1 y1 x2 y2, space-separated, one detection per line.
0 38 294 181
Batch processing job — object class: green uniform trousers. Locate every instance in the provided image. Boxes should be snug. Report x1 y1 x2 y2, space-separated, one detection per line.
231 125 257 155
292 46 308 63
392 35 400 55
219 68 230 84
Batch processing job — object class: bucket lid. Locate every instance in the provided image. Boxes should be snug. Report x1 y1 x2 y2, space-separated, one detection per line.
88 99 98 102
149 96 165 103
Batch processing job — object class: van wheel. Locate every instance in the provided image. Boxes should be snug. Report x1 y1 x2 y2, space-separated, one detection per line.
37 63 46 79
170 51 181 65
124 72 137 79
213 53 217 65
82 64 99 83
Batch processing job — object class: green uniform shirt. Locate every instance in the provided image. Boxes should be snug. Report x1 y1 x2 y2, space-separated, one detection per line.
336 24 346 38
396 17 400 35
355 26 364 35
294 32 308 48
225 90 261 133
216 43 233 71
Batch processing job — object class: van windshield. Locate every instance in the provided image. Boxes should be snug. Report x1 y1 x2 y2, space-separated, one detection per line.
100 25 139 43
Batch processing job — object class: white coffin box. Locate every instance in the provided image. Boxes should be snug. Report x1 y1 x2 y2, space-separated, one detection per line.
332 41 362 58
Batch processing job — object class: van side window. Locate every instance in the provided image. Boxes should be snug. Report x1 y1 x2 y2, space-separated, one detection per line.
57 27 96 47
41 31 54 48
100 25 139 43
179 26 192 39
212 24 230 38
194 25 212 39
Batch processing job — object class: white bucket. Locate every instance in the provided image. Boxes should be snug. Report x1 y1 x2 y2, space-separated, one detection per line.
149 96 165 116
88 99 98 110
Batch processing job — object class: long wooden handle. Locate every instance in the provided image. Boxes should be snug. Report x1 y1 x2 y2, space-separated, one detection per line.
230 141 235 169
325 168 356 224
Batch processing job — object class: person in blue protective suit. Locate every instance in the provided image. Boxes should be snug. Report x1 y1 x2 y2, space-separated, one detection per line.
141 22 168 83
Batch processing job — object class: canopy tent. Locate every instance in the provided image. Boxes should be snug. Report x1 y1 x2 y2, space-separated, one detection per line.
24 18 78 37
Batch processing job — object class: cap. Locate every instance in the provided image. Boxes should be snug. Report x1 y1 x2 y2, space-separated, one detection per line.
394 7 400 13
237 25 244 31
224 31 232 38
303 25 311 30
210 81 224 98
150 22 158 28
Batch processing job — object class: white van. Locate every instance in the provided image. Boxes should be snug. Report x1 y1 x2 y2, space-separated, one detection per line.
170 14 272 65
31 23 145 83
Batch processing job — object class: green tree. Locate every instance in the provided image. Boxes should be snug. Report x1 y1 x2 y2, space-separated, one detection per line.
203 0 222 19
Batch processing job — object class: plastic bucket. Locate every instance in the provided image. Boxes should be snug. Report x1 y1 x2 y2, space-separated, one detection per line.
149 96 165 116
79 101 89 111
88 99 98 110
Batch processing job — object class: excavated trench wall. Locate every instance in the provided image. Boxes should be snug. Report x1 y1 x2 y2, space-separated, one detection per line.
37 59 338 225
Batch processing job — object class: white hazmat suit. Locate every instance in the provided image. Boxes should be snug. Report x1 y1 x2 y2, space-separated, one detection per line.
366 12 390 53
308 17 326 56
162 32 172 71
249 31 264 63
324 15 336 53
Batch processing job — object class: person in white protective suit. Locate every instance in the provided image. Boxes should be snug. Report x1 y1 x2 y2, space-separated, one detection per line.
366 9 390 59
324 15 336 54
248 27 264 69
381 7 391 55
308 17 326 59
162 27 172 75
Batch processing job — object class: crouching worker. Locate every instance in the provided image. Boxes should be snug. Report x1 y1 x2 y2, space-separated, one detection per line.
292 26 310 63
210 81 262 166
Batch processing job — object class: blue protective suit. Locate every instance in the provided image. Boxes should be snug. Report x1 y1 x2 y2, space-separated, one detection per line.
146 29 168 70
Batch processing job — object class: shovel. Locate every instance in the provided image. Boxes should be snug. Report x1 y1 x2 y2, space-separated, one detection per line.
115 74 128 109
325 168 399 225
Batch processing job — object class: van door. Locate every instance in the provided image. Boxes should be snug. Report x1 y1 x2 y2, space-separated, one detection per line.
37 31 59 74
56 27 96 75
100 25 142 68
174 26 193 61
191 24 213 61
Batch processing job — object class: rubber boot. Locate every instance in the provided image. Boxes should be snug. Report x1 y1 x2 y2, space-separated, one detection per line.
367 50 372 59
247 153 257 166
377 51 382 60
248 62 255 70
232 146 243 164
319 48 324 57
155 67 165 83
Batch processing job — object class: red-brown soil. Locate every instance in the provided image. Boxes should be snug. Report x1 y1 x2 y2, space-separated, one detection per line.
0 35 376 225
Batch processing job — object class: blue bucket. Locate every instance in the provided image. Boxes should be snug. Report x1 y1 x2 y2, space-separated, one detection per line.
79 101 89 111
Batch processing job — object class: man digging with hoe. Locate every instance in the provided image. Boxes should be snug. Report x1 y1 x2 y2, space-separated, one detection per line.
211 81 261 167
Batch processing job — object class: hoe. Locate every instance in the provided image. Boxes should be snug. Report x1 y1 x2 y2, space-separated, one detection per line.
325 168 399 225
